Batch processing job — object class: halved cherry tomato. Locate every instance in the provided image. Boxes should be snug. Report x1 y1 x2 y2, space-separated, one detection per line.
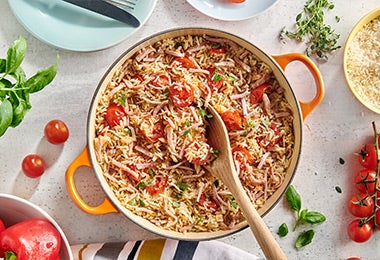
348 194 374 218
169 82 194 108
123 164 141 182
185 140 211 165
232 146 253 170
21 154 45 178
355 169 377 194
250 83 271 104
145 175 168 195
152 75 169 87
141 118 165 142
198 194 218 211
347 219 373 243
105 103 126 127
206 67 224 92
220 110 243 131
173 57 195 69
44 120 69 144
209 44 226 54
357 143 378 170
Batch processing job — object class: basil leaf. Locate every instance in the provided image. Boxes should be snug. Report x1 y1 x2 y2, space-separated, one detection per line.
0 99 13 136
10 98 29 127
25 56 58 93
277 223 288 237
6 35 26 75
0 58 5 73
10 66 27 83
295 229 315 248
303 211 326 224
285 185 302 213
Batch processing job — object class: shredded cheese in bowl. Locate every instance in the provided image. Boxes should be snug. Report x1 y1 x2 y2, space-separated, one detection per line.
93 33 295 234
345 12 380 113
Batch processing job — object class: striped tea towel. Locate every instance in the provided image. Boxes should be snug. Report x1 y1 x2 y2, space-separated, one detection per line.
71 239 263 260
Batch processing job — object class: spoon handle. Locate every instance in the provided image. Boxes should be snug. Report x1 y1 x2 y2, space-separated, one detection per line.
228 178 287 260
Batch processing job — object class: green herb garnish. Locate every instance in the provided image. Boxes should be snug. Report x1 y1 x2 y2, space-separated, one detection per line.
280 0 341 61
0 36 59 136
277 223 289 237
295 230 315 248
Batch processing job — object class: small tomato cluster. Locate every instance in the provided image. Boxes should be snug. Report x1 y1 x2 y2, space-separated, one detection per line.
347 134 380 243
21 120 69 178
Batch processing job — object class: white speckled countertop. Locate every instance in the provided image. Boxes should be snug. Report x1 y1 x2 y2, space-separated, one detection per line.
1 0 380 259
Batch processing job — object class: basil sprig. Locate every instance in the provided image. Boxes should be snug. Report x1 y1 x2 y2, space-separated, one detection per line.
0 36 59 137
279 185 326 248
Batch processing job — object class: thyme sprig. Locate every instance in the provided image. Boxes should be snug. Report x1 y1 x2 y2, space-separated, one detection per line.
280 0 341 61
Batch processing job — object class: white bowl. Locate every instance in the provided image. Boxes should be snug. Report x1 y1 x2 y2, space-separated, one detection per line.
0 193 73 260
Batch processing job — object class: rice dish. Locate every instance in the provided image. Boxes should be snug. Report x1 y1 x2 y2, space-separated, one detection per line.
93 34 295 233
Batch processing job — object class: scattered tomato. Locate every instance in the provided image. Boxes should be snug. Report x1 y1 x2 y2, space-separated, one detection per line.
105 103 126 127
198 194 218 211
206 67 224 92
173 57 195 69
228 0 246 3
169 82 194 108
232 146 253 170
141 118 165 142
21 154 45 178
348 194 374 218
357 143 378 170
220 110 243 131
347 219 373 243
152 75 170 87
355 169 377 194
44 119 69 144
145 175 168 195
250 83 271 104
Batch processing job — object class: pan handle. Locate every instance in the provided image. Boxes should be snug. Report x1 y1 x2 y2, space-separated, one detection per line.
65 147 118 214
272 53 324 120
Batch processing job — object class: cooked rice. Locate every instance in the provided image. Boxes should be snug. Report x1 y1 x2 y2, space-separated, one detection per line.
93 34 295 233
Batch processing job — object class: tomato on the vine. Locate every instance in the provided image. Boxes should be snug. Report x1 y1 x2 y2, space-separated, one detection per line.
21 154 45 178
347 219 373 243
348 194 374 218
44 119 69 144
357 143 378 170
374 210 380 231
355 169 377 194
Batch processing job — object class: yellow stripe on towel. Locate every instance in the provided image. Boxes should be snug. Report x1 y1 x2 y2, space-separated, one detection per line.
137 239 166 260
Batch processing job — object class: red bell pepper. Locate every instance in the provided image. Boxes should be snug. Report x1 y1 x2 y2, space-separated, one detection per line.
0 218 61 260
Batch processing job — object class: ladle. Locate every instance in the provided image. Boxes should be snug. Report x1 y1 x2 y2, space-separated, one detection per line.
206 106 287 260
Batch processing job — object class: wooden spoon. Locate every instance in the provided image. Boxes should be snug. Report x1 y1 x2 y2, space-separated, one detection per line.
206 106 287 260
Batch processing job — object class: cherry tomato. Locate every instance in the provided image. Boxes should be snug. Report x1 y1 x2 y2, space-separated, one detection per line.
145 175 168 195
357 143 378 170
228 0 246 2
44 119 69 144
348 194 374 218
220 110 243 131
375 210 380 230
355 169 376 194
141 118 165 142
152 75 169 87
173 57 195 69
206 67 224 92
185 140 211 165
209 44 226 54
21 154 45 178
250 83 271 104
0 219 5 233
232 146 253 170
169 82 194 108
347 219 373 243
346 257 361 260
105 103 126 127
198 194 218 211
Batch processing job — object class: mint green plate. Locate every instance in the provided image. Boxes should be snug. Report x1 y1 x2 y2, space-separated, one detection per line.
8 0 157 52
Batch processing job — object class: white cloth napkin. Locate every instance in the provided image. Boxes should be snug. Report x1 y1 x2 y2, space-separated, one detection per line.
71 239 263 260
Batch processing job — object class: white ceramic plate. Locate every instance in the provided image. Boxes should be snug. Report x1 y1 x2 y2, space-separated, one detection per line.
187 0 278 21
8 0 157 52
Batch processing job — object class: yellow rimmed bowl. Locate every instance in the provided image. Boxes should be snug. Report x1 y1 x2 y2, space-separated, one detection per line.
343 7 380 114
